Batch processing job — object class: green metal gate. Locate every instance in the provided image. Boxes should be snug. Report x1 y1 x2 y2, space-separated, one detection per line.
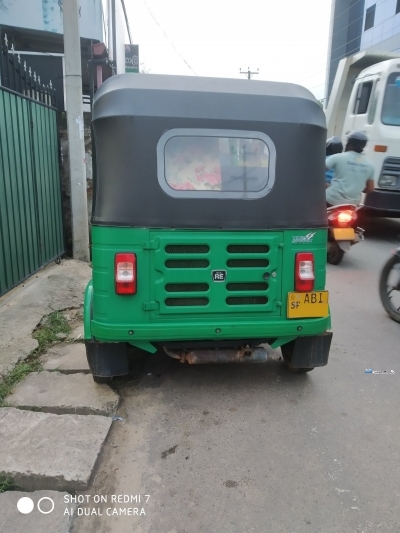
0 36 64 296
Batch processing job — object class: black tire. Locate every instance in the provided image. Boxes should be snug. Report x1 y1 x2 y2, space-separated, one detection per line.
93 375 113 384
85 341 129 382
327 242 345 265
281 342 314 374
379 255 400 324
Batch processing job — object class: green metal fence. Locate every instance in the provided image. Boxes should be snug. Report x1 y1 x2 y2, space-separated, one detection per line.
0 87 64 296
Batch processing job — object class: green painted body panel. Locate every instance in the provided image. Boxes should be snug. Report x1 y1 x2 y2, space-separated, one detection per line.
85 226 330 343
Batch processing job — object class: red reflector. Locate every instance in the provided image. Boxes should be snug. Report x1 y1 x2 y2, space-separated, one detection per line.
374 145 387 152
295 253 315 292
115 253 136 294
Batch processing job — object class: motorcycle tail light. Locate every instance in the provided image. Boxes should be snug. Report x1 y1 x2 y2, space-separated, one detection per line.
328 209 357 227
115 253 137 294
337 212 353 223
295 253 315 292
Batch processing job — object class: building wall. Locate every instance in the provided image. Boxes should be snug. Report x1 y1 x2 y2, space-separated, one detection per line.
326 0 400 102
0 0 103 40
360 0 400 53
326 0 365 102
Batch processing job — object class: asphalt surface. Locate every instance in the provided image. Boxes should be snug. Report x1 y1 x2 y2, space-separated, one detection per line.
73 217 400 533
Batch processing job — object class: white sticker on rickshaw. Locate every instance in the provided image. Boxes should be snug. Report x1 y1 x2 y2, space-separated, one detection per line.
292 232 316 244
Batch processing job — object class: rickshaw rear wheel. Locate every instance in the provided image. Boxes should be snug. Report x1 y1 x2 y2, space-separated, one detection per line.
281 341 314 374
327 242 344 265
85 341 129 383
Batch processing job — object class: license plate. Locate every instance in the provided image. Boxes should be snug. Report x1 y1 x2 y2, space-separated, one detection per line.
333 228 355 240
287 291 329 318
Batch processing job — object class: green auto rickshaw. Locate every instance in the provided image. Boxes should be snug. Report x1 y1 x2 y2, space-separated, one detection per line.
84 73 332 382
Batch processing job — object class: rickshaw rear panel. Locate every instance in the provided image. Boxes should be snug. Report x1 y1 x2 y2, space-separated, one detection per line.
85 74 332 379
86 226 329 342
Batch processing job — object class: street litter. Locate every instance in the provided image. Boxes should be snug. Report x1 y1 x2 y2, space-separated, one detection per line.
365 369 395 374
112 416 124 421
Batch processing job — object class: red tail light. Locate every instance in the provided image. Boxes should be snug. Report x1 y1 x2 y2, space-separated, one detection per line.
328 209 357 228
115 253 136 294
337 212 352 223
295 253 315 292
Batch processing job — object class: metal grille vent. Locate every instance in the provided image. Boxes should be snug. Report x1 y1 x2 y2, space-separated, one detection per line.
165 283 209 292
379 158 400 188
226 296 268 305
226 282 268 291
383 158 400 173
227 245 269 253
165 245 210 254
165 297 209 307
226 259 269 268
165 259 210 268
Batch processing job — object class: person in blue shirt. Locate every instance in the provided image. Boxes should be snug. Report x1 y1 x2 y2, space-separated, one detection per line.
326 131 375 207
325 136 343 185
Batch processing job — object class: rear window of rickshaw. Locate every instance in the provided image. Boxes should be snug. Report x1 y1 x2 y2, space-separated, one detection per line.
157 130 275 198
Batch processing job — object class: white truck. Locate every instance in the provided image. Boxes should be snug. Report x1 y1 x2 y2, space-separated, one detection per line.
325 52 400 216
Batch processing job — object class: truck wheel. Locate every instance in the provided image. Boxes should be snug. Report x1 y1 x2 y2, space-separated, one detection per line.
281 341 314 374
327 242 344 265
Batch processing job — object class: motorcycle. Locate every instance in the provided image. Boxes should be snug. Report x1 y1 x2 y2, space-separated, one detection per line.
379 248 400 323
327 204 365 265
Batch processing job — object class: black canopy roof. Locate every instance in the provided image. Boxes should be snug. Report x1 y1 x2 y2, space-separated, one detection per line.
91 74 327 229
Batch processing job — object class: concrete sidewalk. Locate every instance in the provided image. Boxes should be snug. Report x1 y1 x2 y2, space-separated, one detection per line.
0 258 122 523
0 259 91 377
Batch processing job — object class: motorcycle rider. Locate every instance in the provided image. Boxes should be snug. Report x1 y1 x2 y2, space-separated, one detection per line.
326 131 375 207
325 136 343 185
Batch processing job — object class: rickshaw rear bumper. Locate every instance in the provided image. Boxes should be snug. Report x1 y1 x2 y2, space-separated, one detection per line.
87 316 331 344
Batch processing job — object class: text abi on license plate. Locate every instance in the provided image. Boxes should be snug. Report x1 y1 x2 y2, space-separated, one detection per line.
287 291 329 318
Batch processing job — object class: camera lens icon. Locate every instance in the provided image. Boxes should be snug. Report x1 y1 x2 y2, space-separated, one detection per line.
17 496 55 514
17 497 34 514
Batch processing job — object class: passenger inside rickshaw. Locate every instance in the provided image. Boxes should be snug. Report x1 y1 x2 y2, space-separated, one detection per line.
164 136 269 193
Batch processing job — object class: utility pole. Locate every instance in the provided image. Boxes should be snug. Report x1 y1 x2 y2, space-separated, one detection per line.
240 67 259 80
63 0 90 262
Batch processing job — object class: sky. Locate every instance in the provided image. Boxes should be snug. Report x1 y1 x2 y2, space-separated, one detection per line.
124 0 333 100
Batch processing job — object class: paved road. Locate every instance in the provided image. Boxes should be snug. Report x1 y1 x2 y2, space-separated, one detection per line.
73 218 400 533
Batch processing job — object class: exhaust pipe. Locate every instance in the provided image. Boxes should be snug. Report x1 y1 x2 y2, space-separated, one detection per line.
163 346 268 364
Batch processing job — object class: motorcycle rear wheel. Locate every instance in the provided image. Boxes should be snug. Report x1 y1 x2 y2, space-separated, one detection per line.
327 242 344 265
379 255 400 324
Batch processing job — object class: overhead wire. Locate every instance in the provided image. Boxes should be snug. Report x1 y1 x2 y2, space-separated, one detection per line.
140 0 198 76
102 3 108 44
121 0 133 45
130 0 396 89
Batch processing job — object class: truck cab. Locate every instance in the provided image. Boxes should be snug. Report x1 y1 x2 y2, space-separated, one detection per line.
326 53 400 216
